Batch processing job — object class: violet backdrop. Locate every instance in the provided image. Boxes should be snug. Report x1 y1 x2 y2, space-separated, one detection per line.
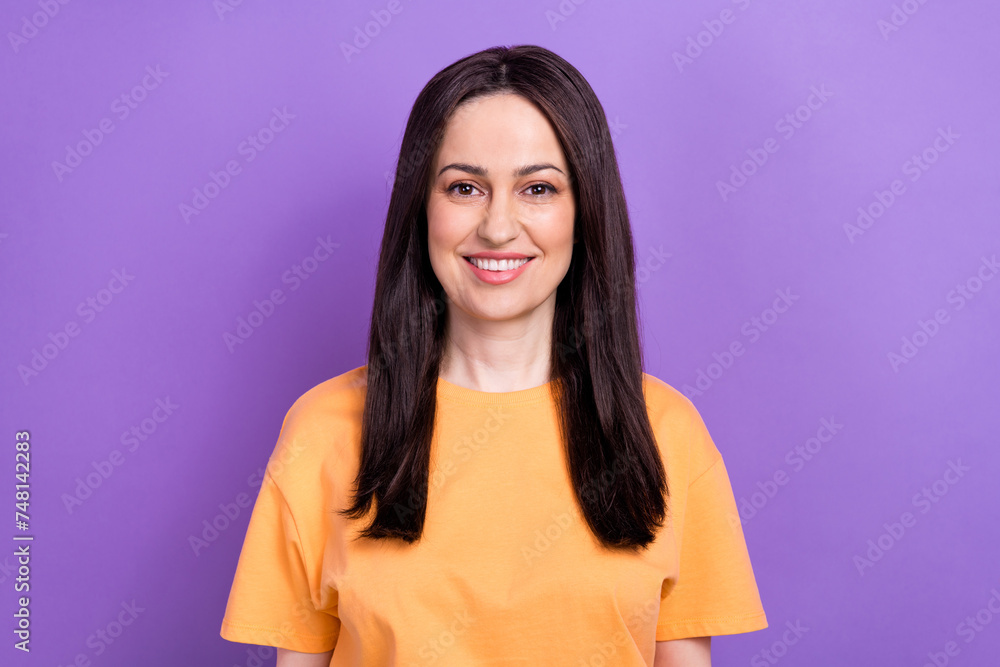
1 0 998 665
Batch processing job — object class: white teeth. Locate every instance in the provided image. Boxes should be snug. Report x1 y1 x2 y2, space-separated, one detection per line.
469 257 529 271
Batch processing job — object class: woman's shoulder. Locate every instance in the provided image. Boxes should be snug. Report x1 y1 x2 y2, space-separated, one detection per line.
641 371 721 481
265 365 367 484
283 364 368 427
641 371 702 426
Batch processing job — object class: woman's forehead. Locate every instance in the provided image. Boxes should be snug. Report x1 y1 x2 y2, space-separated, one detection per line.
434 94 568 173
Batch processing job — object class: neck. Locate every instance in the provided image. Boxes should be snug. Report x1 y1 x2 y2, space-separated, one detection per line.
438 298 555 393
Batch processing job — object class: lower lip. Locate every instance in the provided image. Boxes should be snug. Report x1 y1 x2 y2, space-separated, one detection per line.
464 257 533 285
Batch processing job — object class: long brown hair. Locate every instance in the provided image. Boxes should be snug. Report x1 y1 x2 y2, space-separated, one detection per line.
339 45 667 551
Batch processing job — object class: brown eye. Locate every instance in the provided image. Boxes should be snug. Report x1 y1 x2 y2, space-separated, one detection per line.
449 182 480 196
527 184 555 196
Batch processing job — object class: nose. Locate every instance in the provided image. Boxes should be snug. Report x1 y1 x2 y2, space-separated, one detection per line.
478 189 519 246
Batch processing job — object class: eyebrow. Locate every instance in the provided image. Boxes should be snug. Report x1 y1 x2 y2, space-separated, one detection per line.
436 162 566 178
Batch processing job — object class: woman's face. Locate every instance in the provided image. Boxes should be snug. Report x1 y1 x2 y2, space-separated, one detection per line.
426 93 576 326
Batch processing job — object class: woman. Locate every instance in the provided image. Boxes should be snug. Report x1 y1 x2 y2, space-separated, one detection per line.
220 45 767 666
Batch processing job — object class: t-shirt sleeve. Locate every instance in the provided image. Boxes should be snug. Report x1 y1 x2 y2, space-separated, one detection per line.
655 408 768 641
219 469 340 652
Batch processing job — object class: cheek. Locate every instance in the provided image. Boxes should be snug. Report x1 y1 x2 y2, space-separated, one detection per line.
425 199 450 253
426 198 467 271
532 205 575 259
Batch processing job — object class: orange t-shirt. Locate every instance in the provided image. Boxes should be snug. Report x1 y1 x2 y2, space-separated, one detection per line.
220 365 767 665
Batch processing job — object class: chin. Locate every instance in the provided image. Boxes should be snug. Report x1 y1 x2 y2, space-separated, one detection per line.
459 302 532 322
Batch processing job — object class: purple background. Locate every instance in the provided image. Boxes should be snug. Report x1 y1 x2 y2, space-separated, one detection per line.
2 0 999 665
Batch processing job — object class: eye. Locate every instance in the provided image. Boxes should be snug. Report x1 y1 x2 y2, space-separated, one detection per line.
525 183 557 196
448 182 482 196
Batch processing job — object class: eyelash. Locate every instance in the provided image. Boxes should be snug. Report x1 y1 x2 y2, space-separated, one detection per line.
448 182 557 197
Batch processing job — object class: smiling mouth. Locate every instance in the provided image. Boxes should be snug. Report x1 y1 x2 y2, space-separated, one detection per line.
464 256 533 272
